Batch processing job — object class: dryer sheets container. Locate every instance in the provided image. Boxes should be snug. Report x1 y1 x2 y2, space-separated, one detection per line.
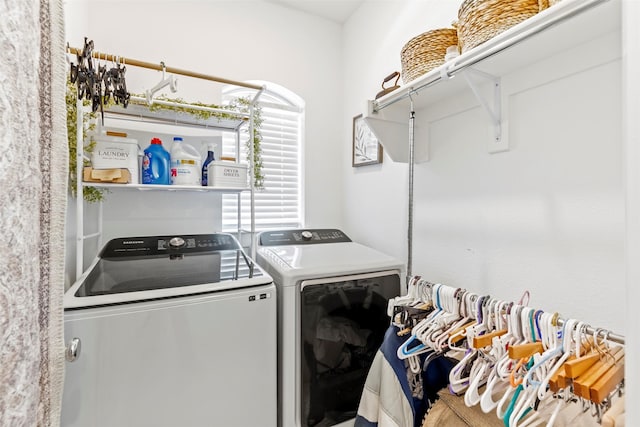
207 161 248 188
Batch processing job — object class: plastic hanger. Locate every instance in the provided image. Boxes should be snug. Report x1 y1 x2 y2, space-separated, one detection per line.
416 286 460 351
478 300 514 412
388 276 421 317
396 285 446 359
464 352 492 406
495 305 532 420
480 364 511 413
463 296 500 405
145 61 178 105
534 319 581 402
510 314 562 427
396 333 429 359
448 348 478 394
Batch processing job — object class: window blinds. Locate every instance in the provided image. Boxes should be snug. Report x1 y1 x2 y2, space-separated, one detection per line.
222 91 303 232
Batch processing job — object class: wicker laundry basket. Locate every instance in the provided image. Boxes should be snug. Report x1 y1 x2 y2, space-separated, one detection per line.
401 28 459 84
457 0 548 53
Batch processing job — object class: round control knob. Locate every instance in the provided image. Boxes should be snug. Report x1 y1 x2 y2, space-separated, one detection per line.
169 237 186 249
301 231 313 241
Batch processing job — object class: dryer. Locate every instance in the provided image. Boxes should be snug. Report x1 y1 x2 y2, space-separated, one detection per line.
256 229 404 427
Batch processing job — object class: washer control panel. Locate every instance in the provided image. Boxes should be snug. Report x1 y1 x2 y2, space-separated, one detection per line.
102 233 240 258
258 229 352 246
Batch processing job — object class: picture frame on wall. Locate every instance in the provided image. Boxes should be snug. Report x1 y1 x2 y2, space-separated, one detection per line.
352 114 383 167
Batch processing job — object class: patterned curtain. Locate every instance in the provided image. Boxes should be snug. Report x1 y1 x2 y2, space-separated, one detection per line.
0 0 67 425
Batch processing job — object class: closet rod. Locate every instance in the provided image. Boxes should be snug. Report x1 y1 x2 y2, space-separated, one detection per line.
556 318 625 346
67 46 263 91
410 279 626 346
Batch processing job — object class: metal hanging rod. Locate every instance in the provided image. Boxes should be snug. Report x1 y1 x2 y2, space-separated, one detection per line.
408 279 626 346
556 317 625 346
66 46 263 91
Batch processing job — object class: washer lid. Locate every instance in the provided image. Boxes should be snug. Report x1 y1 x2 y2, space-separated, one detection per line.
65 234 271 309
257 241 404 285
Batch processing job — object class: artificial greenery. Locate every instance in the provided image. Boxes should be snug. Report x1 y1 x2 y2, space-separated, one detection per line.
67 88 266 202
66 78 106 203
142 95 264 189
66 90 264 202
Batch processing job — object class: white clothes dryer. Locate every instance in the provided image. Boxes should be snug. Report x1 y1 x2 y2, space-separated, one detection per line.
256 229 404 427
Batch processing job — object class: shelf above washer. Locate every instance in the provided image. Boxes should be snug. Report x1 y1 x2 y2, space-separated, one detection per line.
82 182 248 193
105 99 248 132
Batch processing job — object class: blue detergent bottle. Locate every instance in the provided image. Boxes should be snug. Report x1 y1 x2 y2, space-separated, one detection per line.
201 142 216 186
142 137 170 185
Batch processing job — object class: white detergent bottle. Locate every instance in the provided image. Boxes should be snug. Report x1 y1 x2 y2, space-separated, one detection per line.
170 136 202 185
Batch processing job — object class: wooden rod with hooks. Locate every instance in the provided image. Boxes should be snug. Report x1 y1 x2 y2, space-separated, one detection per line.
67 46 263 91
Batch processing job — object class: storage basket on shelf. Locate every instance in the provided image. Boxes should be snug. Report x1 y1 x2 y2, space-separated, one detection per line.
400 28 459 84
457 0 547 53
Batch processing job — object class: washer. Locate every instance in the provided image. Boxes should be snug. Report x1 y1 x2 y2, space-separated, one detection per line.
256 229 404 427
62 233 277 427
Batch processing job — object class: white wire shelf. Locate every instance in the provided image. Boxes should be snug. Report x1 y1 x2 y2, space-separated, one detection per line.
82 182 248 193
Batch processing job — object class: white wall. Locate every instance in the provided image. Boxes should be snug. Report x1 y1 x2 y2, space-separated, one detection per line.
343 0 625 334
623 0 640 422
64 0 344 282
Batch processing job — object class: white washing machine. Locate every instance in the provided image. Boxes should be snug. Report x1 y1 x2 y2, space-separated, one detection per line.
256 229 404 427
62 233 277 427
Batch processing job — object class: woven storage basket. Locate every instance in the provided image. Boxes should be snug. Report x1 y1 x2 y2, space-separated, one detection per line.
457 0 547 53
401 28 459 84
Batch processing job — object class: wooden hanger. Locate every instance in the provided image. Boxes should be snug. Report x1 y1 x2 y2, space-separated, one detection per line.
508 341 544 359
548 336 597 392
448 319 477 345
573 346 624 400
472 329 508 349
590 353 625 404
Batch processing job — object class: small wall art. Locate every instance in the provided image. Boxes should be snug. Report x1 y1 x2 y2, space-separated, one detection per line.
352 114 383 167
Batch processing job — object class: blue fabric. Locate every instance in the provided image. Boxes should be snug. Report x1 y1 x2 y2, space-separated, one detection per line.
354 415 378 427
355 326 455 427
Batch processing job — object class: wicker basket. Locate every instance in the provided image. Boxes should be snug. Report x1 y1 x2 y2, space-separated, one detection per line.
457 0 547 53
401 28 459 84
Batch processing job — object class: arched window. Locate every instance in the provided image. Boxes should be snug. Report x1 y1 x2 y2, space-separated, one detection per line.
222 82 304 232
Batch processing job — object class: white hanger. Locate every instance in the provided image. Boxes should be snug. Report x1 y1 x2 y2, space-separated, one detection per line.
145 61 178 105
480 300 513 413
535 319 581 402
463 296 498 405
396 283 444 359
510 319 580 427
495 305 530 420
505 307 547 426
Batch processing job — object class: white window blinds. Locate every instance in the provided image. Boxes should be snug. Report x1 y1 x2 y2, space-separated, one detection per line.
222 84 304 232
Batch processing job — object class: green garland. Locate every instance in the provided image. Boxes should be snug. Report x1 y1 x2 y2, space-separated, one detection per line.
66 79 106 202
67 85 265 203
143 95 264 189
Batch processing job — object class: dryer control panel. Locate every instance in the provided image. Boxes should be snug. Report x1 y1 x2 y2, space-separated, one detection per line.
258 229 352 246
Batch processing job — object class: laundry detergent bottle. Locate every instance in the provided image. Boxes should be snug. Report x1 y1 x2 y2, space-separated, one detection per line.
201 142 216 186
170 137 201 186
142 137 170 185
